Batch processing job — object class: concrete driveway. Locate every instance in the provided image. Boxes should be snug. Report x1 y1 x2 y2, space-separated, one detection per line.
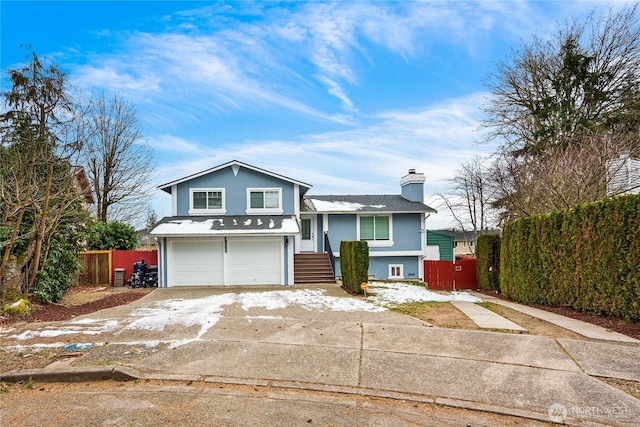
2 284 639 426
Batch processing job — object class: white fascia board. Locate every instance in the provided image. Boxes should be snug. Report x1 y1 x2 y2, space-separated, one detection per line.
333 250 423 257
158 160 312 192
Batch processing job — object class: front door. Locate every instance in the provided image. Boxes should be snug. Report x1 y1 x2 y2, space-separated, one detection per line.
300 217 315 252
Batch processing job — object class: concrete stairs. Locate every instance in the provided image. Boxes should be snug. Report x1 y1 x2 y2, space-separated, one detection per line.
294 253 335 284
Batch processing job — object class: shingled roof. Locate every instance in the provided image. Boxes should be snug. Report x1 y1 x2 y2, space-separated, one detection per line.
303 195 436 213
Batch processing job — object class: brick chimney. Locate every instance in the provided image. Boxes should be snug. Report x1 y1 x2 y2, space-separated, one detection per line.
400 169 425 202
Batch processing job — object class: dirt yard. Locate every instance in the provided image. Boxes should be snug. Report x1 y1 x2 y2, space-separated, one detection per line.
0 286 152 327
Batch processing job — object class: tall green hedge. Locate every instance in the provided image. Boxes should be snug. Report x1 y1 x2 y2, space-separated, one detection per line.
340 241 369 294
477 234 501 291
501 194 640 321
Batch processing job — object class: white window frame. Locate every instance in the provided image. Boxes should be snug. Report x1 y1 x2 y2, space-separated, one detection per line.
389 264 404 279
356 214 393 247
246 188 283 215
189 188 226 215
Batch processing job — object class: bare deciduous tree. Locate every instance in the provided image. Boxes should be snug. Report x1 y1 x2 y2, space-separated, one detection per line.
440 156 498 253
79 93 155 227
489 132 639 223
482 5 640 221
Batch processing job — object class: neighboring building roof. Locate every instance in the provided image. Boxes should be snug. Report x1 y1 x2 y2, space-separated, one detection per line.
72 166 94 204
303 195 436 213
157 160 313 195
607 156 640 196
433 229 501 241
150 215 299 236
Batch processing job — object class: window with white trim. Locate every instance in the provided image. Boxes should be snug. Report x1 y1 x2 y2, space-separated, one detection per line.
189 188 225 214
389 264 404 279
246 188 283 214
358 215 392 246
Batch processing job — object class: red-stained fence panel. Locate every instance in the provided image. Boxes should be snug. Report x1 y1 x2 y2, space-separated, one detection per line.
454 257 478 290
423 258 477 291
424 260 454 290
111 250 158 286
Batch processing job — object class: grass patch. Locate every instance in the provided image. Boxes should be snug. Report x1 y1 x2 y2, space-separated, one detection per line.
389 301 480 330
389 300 444 315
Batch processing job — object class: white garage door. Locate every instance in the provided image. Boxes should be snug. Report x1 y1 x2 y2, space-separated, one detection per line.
227 238 281 285
170 239 224 286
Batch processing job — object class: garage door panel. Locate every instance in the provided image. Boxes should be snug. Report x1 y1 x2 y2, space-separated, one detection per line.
171 240 223 286
228 239 281 285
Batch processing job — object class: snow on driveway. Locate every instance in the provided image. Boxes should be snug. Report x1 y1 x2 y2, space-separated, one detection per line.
4 284 481 348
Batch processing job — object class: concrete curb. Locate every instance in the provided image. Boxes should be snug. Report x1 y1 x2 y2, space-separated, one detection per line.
0 366 138 383
0 366 602 427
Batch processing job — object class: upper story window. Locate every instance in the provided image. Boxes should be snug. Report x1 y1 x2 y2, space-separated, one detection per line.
247 188 283 214
358 215 393 247
189 188 226 215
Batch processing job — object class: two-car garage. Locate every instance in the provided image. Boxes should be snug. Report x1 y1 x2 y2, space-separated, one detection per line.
167 237 283 287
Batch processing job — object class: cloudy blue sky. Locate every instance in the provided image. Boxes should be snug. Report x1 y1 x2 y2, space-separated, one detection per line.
0 1 622 227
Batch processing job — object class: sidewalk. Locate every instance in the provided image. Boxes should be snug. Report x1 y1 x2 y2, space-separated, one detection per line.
472 291 640 343
2 285 640 426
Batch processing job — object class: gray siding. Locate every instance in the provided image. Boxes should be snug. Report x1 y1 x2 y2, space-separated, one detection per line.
335 256 420 280
369 213 422 252
327 214 356 251
176 165 296 216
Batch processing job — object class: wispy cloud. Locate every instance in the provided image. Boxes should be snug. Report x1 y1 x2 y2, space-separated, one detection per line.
152 92 490 193
69 1 563 123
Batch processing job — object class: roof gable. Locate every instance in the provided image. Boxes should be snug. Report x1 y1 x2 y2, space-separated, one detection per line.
158 160 312 194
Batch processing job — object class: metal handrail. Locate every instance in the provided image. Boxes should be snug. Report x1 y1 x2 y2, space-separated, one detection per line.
324 231 336 278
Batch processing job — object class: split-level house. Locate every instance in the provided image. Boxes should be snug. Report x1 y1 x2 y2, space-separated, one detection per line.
151 160 436 287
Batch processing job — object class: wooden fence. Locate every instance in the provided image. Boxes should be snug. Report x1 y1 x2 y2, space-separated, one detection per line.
78 250 158 286
424 257 477 291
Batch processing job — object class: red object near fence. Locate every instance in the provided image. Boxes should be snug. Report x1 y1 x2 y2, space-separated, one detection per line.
424 260 454 290
111 250 158 286
424 257 477 291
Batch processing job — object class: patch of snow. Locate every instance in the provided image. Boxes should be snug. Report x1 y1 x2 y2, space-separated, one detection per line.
368 205 387 209
6 342 67 350
240 289 385 312
125 293 237 347
150 217 298 235
309 199 365 212
367 281 482 306
5 284 483 347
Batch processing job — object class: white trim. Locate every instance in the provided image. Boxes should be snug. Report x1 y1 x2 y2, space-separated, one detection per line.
294 184 300 217
400 172 426 186
388 264 404 280
158 160 312 193
334 250 423 257
246 187 283 215
286 236 294 285
188 188 226 215
171 185 178 216
356 214 394 247
299 215 315 252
